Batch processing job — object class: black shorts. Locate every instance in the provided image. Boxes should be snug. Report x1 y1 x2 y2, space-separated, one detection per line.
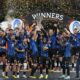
31 55 39 65
0 52 6 57
71 47 80 56
40 56 49 67
16 57 26 64
7 55 15 64
58 49 64 57
49 48 58 58
62 57 71 68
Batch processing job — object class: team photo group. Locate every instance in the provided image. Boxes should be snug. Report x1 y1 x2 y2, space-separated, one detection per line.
0 20 80 80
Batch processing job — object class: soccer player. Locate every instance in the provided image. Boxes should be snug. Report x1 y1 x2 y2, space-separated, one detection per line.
56 31 64 71
48 29 57 70
71 28 80 78
23 38 29 76
70 28 79 71
7 35 17 78
29 32 38 79
0 30 7 78
59 32 71 79
39 37 50 79
15 40 27 78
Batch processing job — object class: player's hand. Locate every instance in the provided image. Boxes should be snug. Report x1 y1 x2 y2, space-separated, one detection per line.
0 46 6 49
21 50 25 52
43 47 48 50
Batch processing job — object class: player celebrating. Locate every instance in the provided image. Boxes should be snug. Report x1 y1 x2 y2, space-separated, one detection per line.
71 28 80 78
39 37 50 79
59 31 71 79
6 34 17 78
0 30 7 78
15 39 27 78
29 31 38 79
48 29 57 70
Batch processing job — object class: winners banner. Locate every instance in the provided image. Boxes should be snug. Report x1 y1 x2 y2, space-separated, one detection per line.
31 12 64 21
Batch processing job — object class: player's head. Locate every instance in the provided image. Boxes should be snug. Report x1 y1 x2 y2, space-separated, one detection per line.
14 27 20 32
11 35 15 41
48 29 53 36
19 29 24 35
23 38 28 44
43 37 47 44
9 29 14 35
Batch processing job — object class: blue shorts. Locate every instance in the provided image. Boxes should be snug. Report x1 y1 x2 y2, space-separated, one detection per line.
40 56 49 67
